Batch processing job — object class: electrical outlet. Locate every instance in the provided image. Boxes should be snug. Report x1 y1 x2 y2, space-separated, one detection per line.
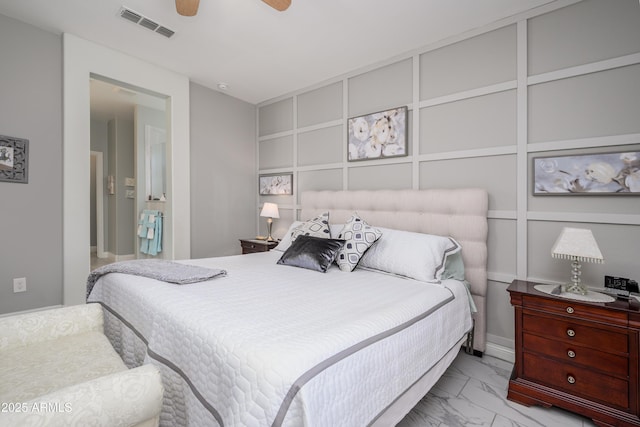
13 277 26 293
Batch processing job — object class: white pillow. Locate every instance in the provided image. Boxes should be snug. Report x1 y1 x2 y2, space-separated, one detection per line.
273 221 302 252
274 213 331 252
335 214 382 272
290 212 331 241
359 227 461 283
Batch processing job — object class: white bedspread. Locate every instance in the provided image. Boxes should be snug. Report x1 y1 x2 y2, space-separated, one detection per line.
88 251 472 427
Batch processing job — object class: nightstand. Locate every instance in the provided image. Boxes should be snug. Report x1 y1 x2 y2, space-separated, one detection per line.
507 279 640 426
239 238 279 254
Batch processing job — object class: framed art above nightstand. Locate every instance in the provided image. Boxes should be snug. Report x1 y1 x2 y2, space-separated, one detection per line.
507 279 640 427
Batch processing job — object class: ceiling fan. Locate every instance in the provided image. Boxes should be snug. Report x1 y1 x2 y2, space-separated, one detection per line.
175 0 291 17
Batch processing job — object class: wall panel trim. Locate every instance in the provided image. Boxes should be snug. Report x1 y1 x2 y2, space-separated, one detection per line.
527 211 640 226
419 146 516 162
419 80 517 109
528 133 640 153
489 210 517 220
528 52 640 86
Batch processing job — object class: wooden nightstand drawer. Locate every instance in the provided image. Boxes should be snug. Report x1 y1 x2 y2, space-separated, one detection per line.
523 333 629 377
508 279 640 426
523 311 628 354
239 239 278 254
523 294 627 326
523 352 629 410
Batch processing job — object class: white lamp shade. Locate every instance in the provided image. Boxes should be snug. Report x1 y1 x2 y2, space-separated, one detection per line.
551 227 604 263
260 202 279 219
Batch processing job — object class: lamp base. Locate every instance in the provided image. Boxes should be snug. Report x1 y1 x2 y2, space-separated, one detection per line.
266 218 274 242
565 259 587 295
564 282 588 295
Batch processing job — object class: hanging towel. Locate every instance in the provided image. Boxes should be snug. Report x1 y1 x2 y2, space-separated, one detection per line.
150 213 162 255
139 210 163 255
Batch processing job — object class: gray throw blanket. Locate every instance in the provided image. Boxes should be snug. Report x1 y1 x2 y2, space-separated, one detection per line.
87 259 227 299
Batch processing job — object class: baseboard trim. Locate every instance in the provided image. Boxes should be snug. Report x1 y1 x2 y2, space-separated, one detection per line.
115 254 136 262
485 342 515 363
0 304 64 318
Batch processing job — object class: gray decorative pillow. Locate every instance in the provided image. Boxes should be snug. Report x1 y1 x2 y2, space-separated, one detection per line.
277 235 345 273
335 214 382 272
291 212 330 241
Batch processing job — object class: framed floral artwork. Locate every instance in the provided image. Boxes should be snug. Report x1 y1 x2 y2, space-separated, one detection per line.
533 151 639 195
259 173 293 195
347 106 408 161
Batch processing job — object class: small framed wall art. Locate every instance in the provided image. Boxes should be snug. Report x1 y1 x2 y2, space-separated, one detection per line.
259 173 293 195
347 106 408 162
533 151 640 195
0 134 29 184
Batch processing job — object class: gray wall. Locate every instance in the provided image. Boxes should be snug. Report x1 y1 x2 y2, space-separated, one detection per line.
0 15 258 315
190 82 257 258
112 118 135 256
256 0 640 352
0 13 63 314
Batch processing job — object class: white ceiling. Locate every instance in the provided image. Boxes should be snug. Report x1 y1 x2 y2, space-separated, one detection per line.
0 0 558 105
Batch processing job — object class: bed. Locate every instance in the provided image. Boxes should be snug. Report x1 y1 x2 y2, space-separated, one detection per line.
87 189 488 427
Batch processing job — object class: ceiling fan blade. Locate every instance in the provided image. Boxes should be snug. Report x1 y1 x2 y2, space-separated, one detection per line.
262 0 291 12
175 0 200 16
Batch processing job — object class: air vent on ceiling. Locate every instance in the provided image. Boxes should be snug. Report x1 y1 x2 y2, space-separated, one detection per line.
120 8 141 23
139 18 159 31
155 26 175 38
118 6 175 38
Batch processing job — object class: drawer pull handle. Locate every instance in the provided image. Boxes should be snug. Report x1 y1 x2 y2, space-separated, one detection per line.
566 307 574 314
567 375 576 384
567 350 576 358
566 329 576 337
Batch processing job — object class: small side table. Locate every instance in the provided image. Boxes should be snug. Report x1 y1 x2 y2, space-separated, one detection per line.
239 238 279 254
507 279 640 427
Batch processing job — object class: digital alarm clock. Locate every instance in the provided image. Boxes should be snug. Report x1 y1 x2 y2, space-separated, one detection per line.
604 275 639 299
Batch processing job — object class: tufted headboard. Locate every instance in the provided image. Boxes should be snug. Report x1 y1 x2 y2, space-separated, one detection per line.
300 189 489 353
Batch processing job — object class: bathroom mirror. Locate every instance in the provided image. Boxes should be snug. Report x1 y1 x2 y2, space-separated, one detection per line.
145 125 166 200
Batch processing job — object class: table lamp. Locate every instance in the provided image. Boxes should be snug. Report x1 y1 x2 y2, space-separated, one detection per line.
260 202 279 241
551 227 604 295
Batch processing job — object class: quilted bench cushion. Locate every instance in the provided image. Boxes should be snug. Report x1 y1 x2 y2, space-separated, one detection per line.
0 330 127 402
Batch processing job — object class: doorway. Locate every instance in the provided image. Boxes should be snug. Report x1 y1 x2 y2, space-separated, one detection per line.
63 33 191 306
89 76 168 268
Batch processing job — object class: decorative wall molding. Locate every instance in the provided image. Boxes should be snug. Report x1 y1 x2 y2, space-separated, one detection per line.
419 80 517 109
527 211 640 226
527 133 640 153
488 210 517 220
528 52 640 86
418 146 516 163
258 129 294 142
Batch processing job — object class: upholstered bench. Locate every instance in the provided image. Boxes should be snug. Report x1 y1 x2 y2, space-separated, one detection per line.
0 304 163 427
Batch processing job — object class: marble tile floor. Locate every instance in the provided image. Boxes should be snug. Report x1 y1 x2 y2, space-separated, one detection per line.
398 350 597 427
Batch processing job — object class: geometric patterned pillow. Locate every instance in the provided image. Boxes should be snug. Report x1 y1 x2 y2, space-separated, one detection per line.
335 214 382 272
290 212 331 241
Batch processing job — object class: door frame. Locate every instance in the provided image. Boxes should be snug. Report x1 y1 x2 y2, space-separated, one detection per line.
90 150 106 258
